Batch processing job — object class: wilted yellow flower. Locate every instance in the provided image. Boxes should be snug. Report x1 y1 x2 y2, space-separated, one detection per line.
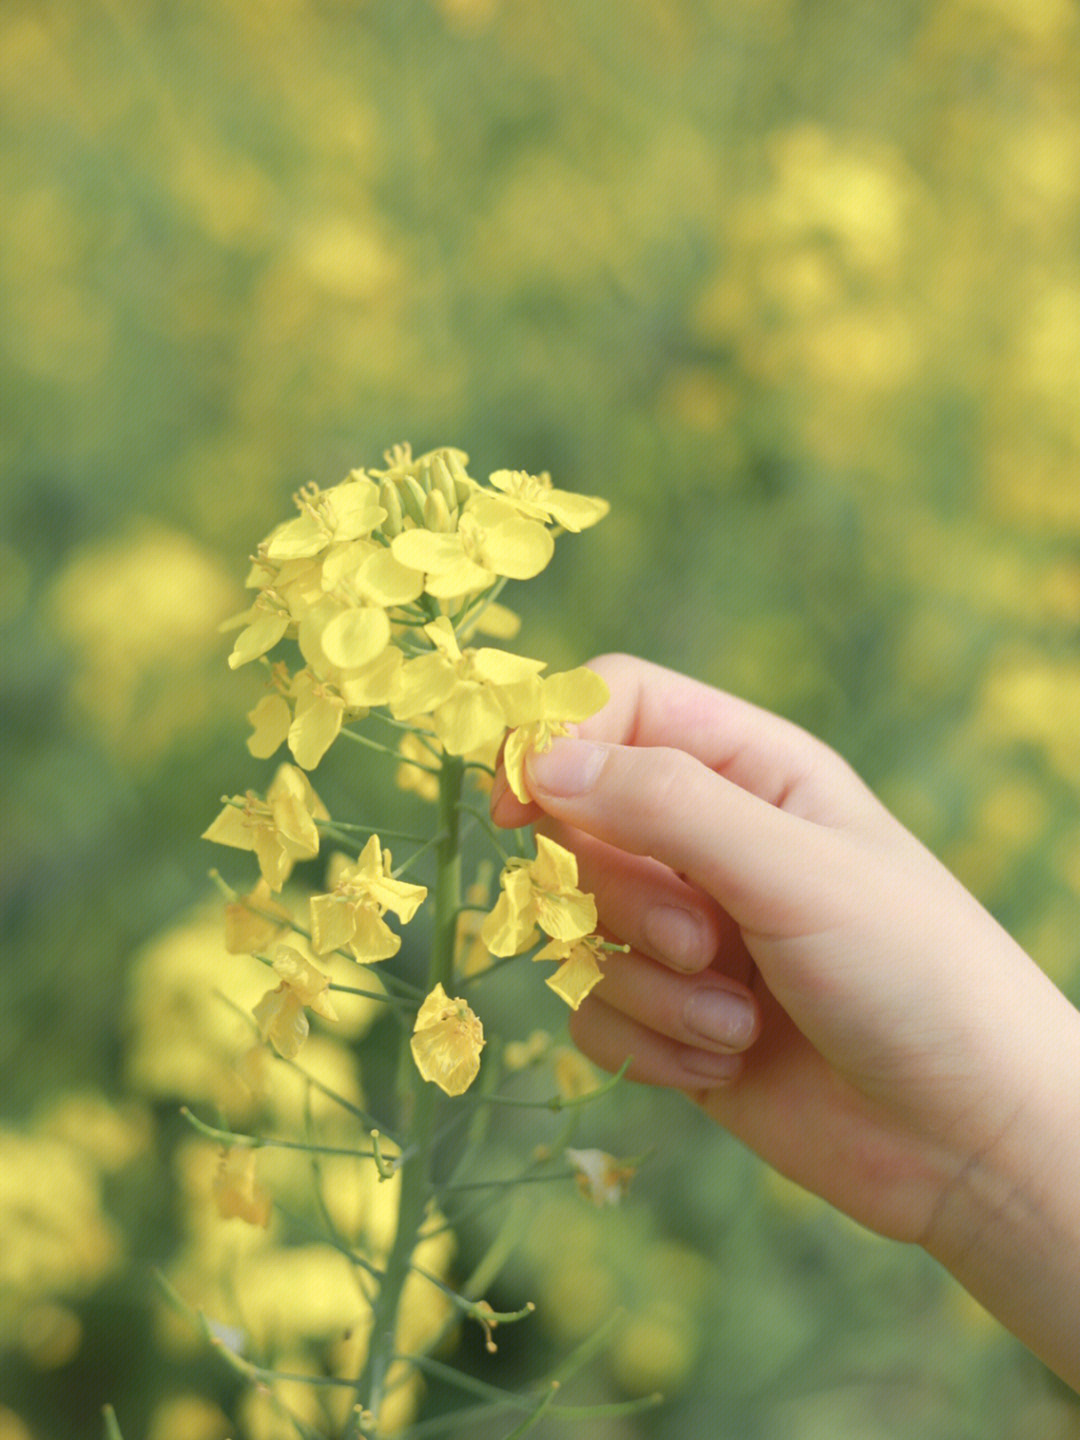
213 1147 272 1228
534 934 606 1009
488 469 610 531
390 616 546 755
410 983 484 1095
502 667 610 802
309 834 427 961
481 836 598 956
252 945 338 1059
390 493 554 599
202 765 329 891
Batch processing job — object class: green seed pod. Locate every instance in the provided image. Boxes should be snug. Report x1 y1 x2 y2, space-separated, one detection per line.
424 489 453 533
379 480 404 537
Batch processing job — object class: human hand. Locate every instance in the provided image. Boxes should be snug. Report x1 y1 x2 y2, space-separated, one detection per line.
491 655 1080 1266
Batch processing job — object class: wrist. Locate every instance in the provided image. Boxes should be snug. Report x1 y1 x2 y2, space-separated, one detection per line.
921 971 1080 1389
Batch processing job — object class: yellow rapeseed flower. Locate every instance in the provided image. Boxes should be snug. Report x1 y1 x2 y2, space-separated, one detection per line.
487 469 610 531
390 493 554 599
252 944 339 1059
263 474 386 562
308 834 427 962
410 983 484 1096
202 765 329 891
480 836 598 956
502 667 610 802
390 616 546 756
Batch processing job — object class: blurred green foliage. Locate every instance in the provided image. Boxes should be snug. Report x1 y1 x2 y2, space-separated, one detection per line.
3 0 1080 1436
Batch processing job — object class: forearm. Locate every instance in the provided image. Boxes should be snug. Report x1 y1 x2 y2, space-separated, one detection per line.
923 975 1080 1389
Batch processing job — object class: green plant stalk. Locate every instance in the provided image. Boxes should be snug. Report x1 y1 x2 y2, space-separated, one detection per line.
353 755 464 1432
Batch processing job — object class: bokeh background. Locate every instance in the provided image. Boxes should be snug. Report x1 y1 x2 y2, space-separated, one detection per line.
4 0 1080 1436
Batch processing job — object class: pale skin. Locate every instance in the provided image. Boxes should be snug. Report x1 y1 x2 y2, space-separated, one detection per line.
490 654 1080 1390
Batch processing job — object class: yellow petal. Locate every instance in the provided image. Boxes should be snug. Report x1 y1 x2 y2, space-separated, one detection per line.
470 648 546 686
502 724 540 803
480 867 538 956
319 606 391 671
390 652 457 719
355 548 425 606
288 693 343 770
535 938 604 1008
253 986 310 1058
424 557 497 598
202 801 254 851
247 694 292 759
228 610 289 668
309 893 357 955
540 667 610 722
542 490 610 532
265 512 328 561
390 529 464 574
532 835 581 892
348 906 401 962
339 646 403 708
434 685 507 756
535 888 598 942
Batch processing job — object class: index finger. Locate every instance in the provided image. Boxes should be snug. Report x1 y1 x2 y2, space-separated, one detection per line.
492 652 870 830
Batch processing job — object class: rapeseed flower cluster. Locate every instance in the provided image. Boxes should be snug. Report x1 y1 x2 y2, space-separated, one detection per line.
204 444 611 1090
197 444 623 1433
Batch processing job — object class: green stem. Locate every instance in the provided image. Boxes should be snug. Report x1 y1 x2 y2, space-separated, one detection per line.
353 754 464 1430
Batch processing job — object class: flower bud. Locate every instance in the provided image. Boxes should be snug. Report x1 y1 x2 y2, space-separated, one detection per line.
379 480 404 537
399 475 428 528
424 489 454 533
429 453 459 514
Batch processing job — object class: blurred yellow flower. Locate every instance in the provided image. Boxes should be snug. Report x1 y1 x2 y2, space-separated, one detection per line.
503 667 610 802
410 983 484 1095
252 945 338 1059
203 765 328 890
481 836 598 956
309 834 427 961
213 1147 272 1228
223 879 293 955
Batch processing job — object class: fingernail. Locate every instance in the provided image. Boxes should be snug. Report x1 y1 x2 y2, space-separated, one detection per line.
526 739 606 797
642 906 710 972
683 988 756 1049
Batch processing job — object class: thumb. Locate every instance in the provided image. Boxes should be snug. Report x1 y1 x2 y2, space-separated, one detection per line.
524 738 842 938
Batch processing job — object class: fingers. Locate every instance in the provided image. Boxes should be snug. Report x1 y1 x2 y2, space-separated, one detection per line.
523 737 847 937
568 991 747 1088
554 654 869 820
